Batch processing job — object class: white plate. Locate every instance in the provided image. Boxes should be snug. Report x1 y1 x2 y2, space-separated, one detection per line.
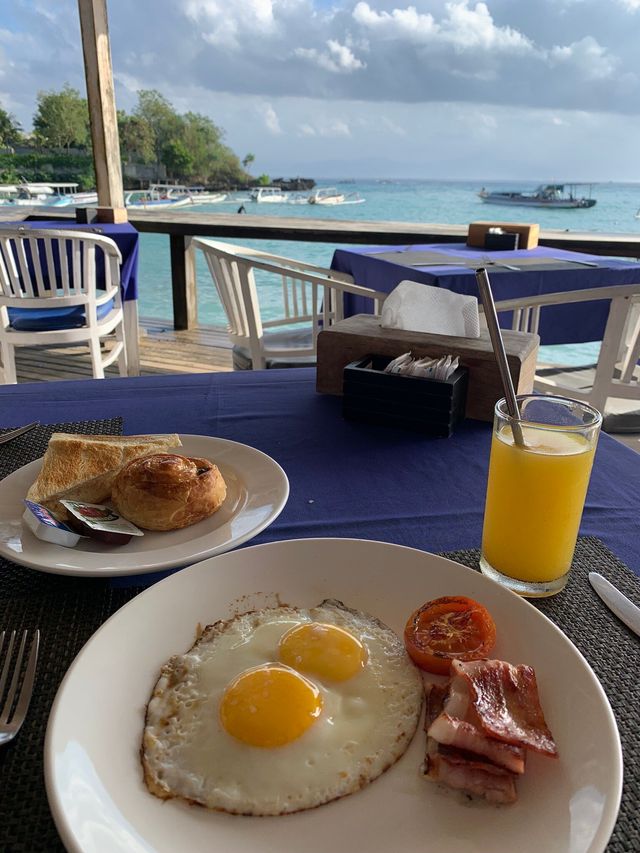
45 538 622 853
0 435 289 576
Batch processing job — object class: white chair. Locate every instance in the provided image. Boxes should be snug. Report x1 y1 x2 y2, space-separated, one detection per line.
493 284 640 414
192 238 388 370
0 226 127 383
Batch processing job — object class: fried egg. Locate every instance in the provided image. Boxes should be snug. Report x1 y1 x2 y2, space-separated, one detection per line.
141 599 423 815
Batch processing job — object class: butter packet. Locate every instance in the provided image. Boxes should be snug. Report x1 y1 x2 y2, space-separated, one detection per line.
23 499 82 548
61 500 144 546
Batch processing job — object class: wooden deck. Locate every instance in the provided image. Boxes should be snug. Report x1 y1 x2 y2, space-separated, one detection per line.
13 317 233 383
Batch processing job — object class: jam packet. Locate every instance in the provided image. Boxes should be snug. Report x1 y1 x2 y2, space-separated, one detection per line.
23 499 82 548
61 500 144 546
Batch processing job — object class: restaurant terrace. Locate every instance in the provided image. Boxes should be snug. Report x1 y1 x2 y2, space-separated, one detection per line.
0 3 639 853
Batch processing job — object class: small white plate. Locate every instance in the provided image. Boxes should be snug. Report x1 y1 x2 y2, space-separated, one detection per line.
45 538 622 853
0 435 289 576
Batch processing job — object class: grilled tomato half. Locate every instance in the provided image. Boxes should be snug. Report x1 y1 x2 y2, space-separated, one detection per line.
404 596 496 675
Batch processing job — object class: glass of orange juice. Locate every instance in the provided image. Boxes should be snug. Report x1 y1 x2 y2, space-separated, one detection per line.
480 395 602 597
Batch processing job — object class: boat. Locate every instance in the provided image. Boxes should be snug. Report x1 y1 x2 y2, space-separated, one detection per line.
249 187 289 203
0 182 97 207
307 187 365 205
478 184 596 209
149 184 227 204
124 190 194 210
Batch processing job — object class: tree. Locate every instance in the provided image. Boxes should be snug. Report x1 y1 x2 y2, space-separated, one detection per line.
134 90 181 164
33 84 89 151
162 139 194 178
118 111 155 164
0 105 22 148
242 153 255 171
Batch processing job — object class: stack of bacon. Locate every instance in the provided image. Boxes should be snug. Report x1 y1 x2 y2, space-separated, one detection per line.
424 659 558 804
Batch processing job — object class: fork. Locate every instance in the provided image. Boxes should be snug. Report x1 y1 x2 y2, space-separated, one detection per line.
0 629 39 746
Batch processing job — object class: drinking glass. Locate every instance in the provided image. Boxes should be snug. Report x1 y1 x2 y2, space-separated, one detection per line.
480 395 602 597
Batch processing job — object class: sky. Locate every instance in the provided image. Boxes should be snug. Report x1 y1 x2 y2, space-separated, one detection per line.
0 0 639 181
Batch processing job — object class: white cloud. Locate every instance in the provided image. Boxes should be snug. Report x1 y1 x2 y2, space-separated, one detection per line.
185 0 276 48
352 2 438 39
617 0 640 9
550 36 617 80
294 115 352 137
353 1 534 54
295 39 365 72
260 102 283 134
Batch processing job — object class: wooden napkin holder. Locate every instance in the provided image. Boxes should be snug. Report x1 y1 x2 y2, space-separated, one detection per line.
343 355 469 437
316 314 539 423
467 221 539 250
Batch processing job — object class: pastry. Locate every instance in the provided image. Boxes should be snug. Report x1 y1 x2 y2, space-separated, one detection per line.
112 454 226 531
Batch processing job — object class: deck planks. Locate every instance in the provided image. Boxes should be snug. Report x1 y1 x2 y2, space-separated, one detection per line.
12 317 233 383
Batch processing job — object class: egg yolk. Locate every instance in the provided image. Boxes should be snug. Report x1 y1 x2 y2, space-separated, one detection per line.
278 622 367 682
219 664 322 748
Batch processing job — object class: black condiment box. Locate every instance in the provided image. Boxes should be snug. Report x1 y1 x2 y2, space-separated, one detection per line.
342 355 469 437
483 231 520 251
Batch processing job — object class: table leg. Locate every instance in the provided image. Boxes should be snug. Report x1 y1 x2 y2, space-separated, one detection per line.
123 300 140 376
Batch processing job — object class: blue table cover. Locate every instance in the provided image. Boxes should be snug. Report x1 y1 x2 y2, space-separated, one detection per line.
0 220 139 302
1 369 639 586
331 243 640 345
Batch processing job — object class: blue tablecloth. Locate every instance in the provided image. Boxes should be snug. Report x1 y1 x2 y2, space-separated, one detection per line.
1 369 639 584
331 243 640 345
0 220 139 301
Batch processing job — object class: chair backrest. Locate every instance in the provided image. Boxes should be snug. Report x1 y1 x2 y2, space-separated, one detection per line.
493 284 640 411
0 227 122 313
192 238 387 368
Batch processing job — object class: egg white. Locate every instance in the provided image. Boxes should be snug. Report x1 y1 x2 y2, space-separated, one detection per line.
142 599 423 815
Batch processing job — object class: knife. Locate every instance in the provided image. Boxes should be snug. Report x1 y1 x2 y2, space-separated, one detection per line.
588 572 640 638
0 421 39 446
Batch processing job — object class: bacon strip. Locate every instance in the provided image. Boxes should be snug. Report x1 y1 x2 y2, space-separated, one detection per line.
423 684 518 804
428 713 526 775
424 746 518 805
452 659 558 757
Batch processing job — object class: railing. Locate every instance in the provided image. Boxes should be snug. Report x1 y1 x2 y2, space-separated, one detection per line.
9 205 640 330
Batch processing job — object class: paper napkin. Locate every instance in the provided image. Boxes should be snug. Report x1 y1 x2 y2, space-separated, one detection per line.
380 280 480 338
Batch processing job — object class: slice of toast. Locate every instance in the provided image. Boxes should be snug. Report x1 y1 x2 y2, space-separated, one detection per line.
27 432 182 518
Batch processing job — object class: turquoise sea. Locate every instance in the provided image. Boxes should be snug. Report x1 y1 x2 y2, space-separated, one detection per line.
136 179 640 332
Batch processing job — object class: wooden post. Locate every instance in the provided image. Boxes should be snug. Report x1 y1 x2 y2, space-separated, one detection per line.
77 0 127 222
170 235 198 329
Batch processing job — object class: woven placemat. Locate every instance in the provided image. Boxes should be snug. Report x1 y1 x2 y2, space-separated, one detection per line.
442 537 639 853
0 417 141 853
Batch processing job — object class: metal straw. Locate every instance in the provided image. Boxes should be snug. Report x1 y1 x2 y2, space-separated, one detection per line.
475 267 525 447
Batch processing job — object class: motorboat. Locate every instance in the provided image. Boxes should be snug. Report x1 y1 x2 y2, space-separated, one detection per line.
149 184 227 204
478 184 596 209
0 182 97 207
249 187 289 203
307 187 365 205
124 190 194 210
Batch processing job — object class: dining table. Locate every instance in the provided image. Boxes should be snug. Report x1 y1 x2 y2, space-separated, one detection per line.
331 242 640 346
0 368 639 852
0 219 141 374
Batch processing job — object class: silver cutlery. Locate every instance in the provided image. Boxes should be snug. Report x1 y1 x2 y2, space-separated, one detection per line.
0 629 40 746
588 572 640 638
480 257 521 272
0 421 39 446
551 257 599 267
